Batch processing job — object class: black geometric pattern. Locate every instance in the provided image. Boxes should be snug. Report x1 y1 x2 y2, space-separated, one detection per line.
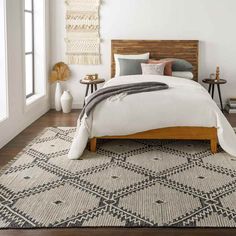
0 127 236 228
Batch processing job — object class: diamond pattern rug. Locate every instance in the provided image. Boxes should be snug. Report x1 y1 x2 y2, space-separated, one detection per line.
1 127 236 229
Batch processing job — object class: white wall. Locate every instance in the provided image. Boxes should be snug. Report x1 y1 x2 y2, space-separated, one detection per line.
0 0 8 121
0 0 50 149
50 0 236 108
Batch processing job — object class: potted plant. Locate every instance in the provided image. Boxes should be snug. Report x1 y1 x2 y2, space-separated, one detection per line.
50 62 71 112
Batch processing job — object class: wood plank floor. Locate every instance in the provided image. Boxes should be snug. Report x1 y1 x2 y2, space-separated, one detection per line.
0 110 236 236
0 110 80 168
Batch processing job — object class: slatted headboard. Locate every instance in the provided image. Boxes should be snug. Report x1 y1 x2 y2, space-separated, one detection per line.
111 40 199 81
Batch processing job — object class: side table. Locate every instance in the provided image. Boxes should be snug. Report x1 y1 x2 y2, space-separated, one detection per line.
202 78 227 111
80 79 105 107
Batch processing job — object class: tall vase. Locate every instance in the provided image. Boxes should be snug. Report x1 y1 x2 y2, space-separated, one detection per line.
55 81 62 111
61 90 73 113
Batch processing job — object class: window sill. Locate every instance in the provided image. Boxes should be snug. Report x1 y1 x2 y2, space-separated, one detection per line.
26 94 44 105
0 116 8 124
25 94 46 111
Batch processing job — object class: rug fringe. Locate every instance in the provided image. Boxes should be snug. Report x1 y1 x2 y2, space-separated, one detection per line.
67 54 101 65
0 128 49 176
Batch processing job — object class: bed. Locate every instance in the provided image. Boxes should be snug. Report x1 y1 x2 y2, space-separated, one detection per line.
93 40 218 153
68 40 236 160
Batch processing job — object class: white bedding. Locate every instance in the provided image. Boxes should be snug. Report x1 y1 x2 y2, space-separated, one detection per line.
69 75 236 159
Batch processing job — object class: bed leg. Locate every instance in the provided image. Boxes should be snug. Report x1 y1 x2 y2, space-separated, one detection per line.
90 138 97 152
210 138 217 154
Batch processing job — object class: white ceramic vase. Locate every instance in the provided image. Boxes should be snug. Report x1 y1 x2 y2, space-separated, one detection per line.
55 82 63 111
61 90 73 114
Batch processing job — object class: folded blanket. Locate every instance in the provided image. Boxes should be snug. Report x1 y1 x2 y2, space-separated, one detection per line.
80 82 169 121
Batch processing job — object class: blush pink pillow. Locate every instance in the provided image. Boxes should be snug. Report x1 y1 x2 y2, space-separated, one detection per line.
148 59 173 76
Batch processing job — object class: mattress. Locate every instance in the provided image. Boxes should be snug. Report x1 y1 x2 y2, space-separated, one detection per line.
69 75 236 159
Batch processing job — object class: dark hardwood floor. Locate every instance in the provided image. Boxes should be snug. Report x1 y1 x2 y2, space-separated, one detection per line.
0 110 80 168
224 112 236 127
0 109 236 236
1 228 236 236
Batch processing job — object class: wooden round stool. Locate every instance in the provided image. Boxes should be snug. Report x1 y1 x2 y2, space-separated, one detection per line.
80 79 105 106
202 78 227 111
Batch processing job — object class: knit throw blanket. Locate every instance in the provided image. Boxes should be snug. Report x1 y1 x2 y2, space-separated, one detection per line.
65 0 101 65
80 82 169 121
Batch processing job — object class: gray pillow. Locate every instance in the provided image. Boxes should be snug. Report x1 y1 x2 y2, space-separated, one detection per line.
118 58 148 76
161 58 193 72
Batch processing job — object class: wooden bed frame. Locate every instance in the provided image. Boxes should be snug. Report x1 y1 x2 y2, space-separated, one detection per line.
90 40 218 154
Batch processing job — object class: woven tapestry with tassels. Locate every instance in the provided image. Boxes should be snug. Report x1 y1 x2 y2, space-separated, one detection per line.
65 0 101 65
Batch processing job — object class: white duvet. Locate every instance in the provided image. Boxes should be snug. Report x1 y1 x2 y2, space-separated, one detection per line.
68 75 236 159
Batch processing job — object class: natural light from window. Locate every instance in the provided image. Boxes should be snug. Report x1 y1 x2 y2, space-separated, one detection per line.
0 0 7 122
24 0 35 98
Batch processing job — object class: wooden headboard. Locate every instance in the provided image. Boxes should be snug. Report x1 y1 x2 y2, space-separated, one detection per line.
111 40 199 81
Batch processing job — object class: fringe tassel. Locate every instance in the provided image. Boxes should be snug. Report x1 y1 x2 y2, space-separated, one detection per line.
0 128 49 176
67 54 101 65
65 0 101 65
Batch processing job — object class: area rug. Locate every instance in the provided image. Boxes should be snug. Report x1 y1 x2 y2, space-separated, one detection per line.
1 127 236 229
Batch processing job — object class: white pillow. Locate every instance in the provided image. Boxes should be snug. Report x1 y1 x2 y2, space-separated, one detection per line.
172 71 194 80
141 63 165 75
114 53 150 77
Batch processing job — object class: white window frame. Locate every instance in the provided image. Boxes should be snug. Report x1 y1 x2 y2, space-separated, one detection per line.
0 0 9 123
24 0 35 98
23 0 47 108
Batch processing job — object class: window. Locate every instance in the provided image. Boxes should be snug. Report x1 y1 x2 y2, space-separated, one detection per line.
24 0 35 98
0 0 8 121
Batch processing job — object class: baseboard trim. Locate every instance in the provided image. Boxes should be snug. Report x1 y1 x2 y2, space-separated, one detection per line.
51 103 83 110
0 106 50 150
72 103 83 109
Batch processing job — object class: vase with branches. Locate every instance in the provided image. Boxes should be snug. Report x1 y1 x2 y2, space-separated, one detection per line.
50 62 71 111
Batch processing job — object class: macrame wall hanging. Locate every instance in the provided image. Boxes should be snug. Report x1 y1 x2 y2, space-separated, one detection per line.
65 0 101 65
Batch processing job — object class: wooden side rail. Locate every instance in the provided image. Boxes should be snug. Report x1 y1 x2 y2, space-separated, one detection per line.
90 127 218 154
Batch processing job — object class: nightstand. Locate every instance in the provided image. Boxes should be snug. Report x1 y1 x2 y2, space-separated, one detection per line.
202 79 227 111
80 79 105 107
